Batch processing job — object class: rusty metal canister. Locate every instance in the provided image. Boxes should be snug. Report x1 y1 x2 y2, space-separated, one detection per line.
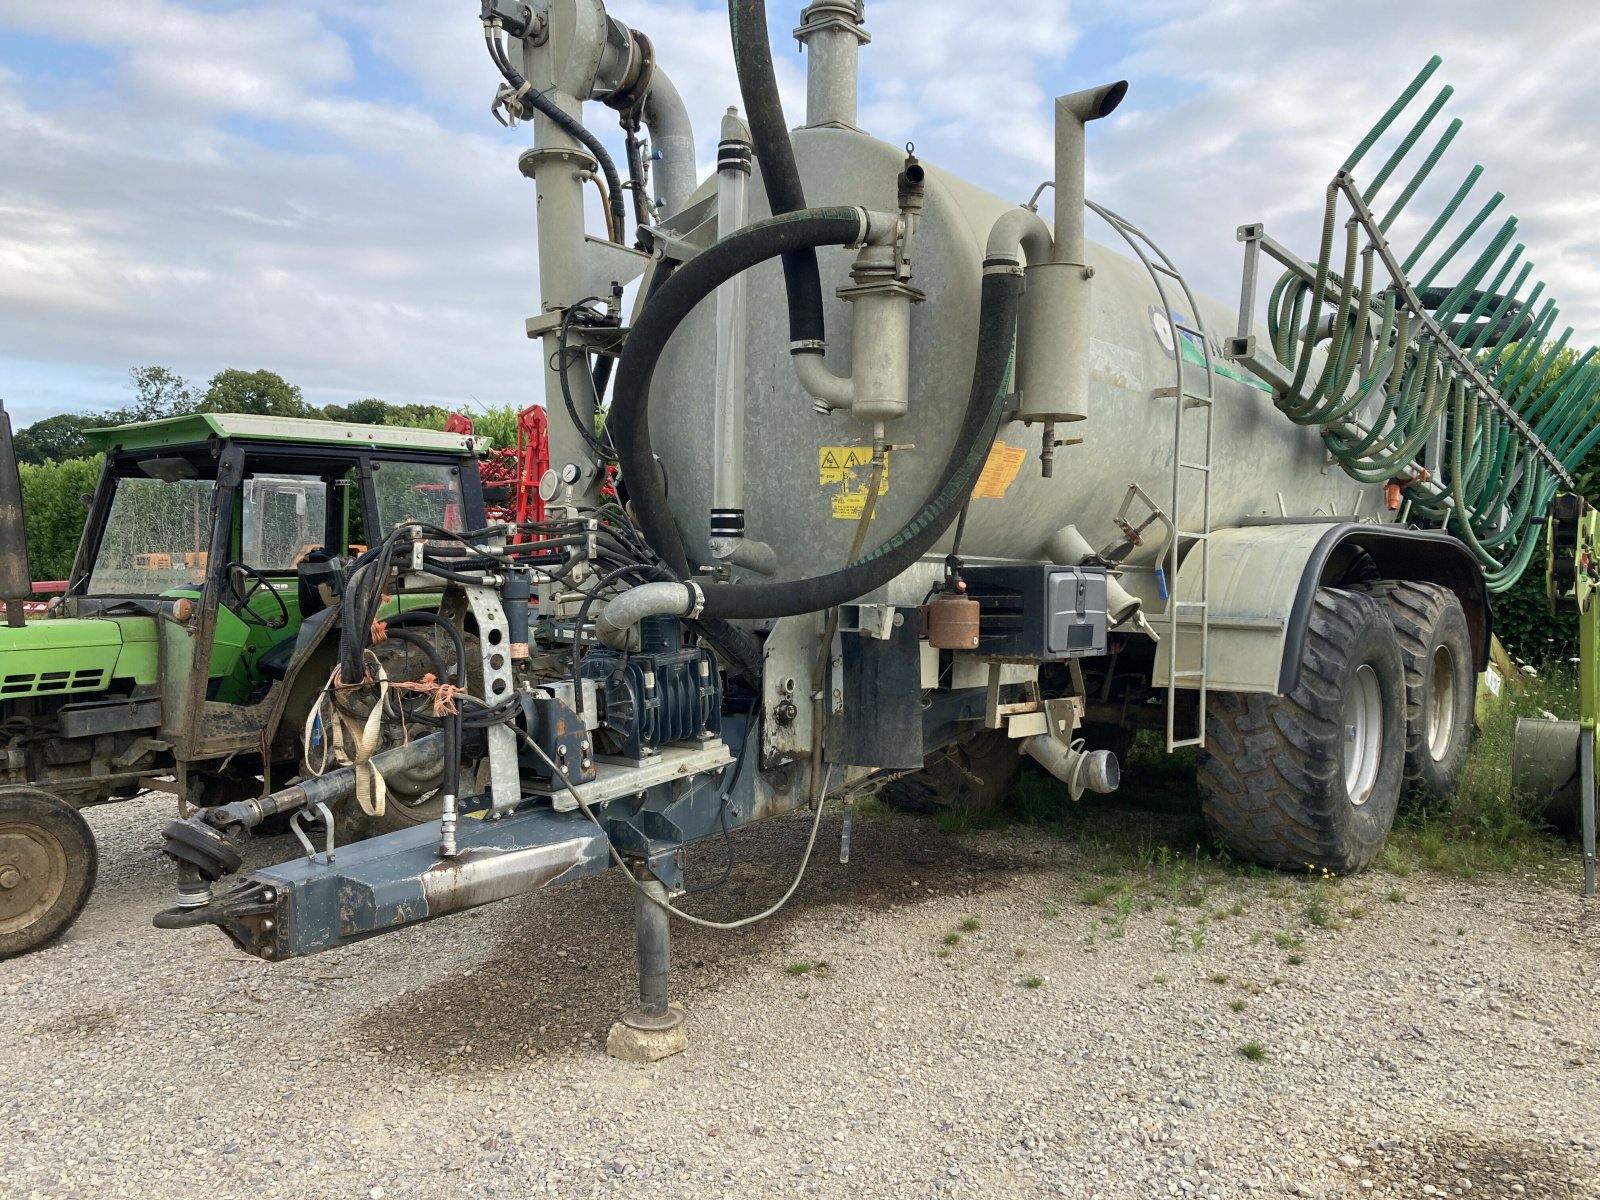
924 591 980 650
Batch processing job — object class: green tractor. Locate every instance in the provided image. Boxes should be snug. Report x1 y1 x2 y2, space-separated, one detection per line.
0 407 490 957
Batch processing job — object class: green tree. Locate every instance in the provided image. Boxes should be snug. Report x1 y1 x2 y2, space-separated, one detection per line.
200 368 320 419
12 413 97 465
124 365 198 421
324 397 392 425
19 456 103 582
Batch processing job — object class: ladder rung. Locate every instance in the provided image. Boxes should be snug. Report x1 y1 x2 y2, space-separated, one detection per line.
1170 670 1207 681
1151 261 1181 278
1174 599 1207 610
1176 530 1209 540
1173 321 1204 337
1168 734 1206 749
1178 460 1211 471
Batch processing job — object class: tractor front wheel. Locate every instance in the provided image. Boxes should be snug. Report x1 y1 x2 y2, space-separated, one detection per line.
0 786 97 958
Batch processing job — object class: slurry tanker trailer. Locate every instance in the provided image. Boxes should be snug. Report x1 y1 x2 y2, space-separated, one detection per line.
131 1 1599 1050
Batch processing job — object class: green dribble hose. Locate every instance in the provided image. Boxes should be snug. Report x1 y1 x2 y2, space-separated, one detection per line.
1259 56 1600 593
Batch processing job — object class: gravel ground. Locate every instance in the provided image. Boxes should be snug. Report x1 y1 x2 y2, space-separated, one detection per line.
2 790 1598 1200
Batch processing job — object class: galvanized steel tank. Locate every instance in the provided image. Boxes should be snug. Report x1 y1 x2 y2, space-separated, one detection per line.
649 127 1388 606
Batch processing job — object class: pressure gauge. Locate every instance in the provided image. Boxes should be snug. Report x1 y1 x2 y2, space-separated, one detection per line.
560 462 583 486
537 469 560 502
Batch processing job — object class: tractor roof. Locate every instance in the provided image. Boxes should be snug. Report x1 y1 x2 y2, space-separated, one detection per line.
83 412 481 456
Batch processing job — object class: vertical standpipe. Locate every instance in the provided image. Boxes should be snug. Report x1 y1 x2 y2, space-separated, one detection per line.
519 2 613 509
1015 80 1128 476
709 109 777 575
794 2 870 130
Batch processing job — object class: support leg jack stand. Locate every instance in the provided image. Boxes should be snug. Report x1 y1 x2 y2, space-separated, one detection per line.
607 870 688 1063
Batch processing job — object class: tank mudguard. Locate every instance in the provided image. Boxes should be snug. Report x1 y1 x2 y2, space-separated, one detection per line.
1157 522 1490 695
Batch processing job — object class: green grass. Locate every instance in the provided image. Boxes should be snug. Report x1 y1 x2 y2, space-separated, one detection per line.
785 961 813 977
1208 972 1229 985
942 932 961 946
1237 1041 1267 1062
1387 664 1572 877
1228 999 1247 1013
960 917 981 932
1022 975 1044 989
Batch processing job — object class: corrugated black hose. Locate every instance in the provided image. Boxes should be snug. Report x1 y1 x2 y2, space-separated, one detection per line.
728 0 826 349
611 206 1023 620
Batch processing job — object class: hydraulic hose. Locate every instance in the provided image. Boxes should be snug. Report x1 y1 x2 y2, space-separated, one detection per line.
485 24 629 244
728 0 826 350
611 205 1023 620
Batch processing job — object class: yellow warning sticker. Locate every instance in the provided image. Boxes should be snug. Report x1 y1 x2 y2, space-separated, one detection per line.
819 445 888 520
972 442 1028 500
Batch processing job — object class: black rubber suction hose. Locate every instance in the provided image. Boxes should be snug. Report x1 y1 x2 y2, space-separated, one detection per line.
611 207 1023 620
728 0 826 349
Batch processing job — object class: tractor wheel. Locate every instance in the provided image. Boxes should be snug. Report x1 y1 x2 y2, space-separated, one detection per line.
881 730 1022 814
0 787 98 958
1362 581 1474 801
1197 588 1405 874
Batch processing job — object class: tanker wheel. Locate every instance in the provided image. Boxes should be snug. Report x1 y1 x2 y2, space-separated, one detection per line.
1197 588 1405 874
1361 581 1474 801
881 730 1023 814
0 786 98 958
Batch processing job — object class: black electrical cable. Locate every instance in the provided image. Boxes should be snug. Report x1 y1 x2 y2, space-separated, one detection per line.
680 704 761 897
556 300 612 459
484 23 628 244
611 207 1025 619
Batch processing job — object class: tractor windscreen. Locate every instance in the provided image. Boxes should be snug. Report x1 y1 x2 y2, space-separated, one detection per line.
86 476 214 595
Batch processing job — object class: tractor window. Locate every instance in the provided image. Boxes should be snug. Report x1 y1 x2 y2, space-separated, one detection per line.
370 461 465 537
241 475 329 571
87 477 214 595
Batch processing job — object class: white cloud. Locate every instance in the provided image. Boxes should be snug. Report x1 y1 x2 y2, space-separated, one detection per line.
1 0 1598 435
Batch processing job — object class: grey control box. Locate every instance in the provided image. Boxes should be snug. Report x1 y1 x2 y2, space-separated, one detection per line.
959 564 1109 660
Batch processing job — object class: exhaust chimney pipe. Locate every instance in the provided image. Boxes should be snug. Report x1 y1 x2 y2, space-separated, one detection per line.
1016 79 1128 477
0 402 31 627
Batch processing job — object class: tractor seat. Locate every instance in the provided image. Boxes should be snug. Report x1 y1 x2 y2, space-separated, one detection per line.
256 608 335 682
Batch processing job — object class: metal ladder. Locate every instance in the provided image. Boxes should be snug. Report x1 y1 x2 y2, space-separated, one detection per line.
1087 201 1216 751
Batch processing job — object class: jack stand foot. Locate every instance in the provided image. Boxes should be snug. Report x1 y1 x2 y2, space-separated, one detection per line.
606 1006 687 1063
607 870 687 1062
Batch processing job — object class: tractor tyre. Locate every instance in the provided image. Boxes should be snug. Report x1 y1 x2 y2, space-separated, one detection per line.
0 786 98 958
1362 581 1474 801
881 730 1022 814
1197 588 1405 874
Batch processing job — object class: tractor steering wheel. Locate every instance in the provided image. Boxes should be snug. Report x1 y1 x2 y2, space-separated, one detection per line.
225 562 290 630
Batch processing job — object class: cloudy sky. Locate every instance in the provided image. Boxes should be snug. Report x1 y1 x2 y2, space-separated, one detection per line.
2 0 1597 429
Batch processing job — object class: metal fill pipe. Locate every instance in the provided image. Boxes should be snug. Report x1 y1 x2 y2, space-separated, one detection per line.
641 67 697 219
794 1 870 130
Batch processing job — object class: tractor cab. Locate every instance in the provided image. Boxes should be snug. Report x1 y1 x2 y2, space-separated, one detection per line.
0 409 495 958
64 414 488 770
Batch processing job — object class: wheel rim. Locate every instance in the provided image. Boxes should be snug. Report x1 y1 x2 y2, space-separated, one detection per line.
1343 663 1384 806
1426 644 1458 762
0 821 68 936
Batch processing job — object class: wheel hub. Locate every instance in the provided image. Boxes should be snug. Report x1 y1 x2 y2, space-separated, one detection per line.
1426 644 1457 762
0 826 67 934
1342 663 1384 807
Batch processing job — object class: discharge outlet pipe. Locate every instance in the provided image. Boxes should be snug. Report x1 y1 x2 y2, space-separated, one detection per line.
606 205 1024 630
1014 79 1128 476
